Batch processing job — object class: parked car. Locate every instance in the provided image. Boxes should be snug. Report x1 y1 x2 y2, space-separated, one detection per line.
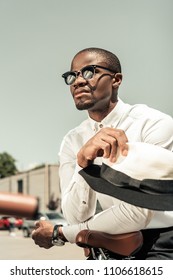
22 211 67 237
14 217 23 229
0 216 23 230
0 216 10 230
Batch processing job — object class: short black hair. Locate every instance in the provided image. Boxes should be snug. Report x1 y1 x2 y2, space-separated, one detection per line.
74 47 122 73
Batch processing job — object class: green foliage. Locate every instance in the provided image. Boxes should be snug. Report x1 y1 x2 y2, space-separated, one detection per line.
0 152 18 178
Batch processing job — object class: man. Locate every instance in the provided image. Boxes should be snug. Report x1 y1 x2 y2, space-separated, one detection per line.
32 47 173 259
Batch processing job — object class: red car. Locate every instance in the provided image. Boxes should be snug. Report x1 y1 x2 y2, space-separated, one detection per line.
14 218 23 229
0 216 23 230
0 216 10 230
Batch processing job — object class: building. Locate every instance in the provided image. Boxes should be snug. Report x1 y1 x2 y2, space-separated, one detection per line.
0 164 61 212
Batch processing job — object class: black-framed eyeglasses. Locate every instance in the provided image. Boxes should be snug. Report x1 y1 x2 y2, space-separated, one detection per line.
62 64 115 85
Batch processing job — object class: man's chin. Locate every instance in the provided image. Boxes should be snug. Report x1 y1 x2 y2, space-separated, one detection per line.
75 102 94 111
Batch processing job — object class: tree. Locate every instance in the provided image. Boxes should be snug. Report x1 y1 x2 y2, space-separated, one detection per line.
0 152 18 178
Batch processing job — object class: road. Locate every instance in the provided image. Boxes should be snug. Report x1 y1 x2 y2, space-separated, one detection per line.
0 229 85 260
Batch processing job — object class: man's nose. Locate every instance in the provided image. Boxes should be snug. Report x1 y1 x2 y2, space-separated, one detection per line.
73 72 87 86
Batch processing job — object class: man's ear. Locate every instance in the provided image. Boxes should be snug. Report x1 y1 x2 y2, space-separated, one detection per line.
112 73 123 88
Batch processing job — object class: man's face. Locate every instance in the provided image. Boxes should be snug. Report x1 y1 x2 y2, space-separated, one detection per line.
69 52 118 112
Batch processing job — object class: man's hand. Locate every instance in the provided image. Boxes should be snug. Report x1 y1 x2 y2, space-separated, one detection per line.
31 220 54 249
77 128 128 168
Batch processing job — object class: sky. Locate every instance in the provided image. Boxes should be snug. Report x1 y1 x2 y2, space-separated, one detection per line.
0 0 172 171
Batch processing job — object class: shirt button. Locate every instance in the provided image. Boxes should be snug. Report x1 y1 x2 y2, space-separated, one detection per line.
82 201 86 204
99 124 103 128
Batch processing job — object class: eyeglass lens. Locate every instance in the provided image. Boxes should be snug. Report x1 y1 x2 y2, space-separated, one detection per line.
66 66 95 85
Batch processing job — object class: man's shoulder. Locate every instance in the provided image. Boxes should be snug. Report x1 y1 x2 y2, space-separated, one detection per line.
128 103 172 121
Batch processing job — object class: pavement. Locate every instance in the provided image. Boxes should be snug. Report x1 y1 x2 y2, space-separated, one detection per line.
0 229 85 260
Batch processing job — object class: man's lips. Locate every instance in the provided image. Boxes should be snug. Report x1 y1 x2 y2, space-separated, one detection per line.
73 89 91 98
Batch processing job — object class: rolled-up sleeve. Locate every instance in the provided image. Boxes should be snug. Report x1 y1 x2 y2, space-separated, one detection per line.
62 201 154 243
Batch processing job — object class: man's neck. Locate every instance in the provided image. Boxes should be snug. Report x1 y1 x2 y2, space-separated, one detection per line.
88 102 118 122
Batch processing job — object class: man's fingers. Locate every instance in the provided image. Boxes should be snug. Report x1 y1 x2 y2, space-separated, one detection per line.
34 220 40 227
114 130 128 156
121 144 128 156
100 128 128 161
31 229 35 236
77 127 128 167
31 221 41 239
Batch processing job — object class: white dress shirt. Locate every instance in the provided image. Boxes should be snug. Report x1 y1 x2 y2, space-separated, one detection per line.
59 99 173 243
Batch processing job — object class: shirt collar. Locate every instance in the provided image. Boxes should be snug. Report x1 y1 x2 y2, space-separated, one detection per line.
88 98 127 132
